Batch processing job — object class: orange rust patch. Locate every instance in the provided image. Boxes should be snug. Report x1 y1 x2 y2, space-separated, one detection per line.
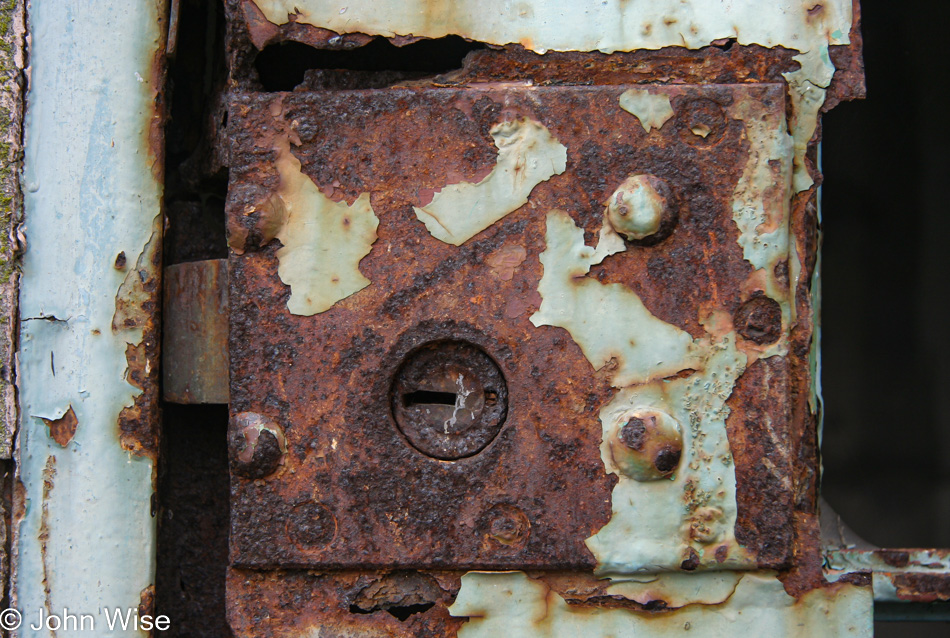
42 406 78 447
487 244 527 281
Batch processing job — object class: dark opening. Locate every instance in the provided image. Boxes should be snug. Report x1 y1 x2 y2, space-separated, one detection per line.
254 36 485 91
348 602 436 621
403 390 457 407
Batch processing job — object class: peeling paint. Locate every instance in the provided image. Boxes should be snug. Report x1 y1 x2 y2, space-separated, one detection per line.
14 0 165 630
826 549 950 603
247 0 847 194
414 117 566 246
265 136 379 315
619 89 673 133
39 406 77 448
530 210 698 387
587 336 754 575
449 571 871 637
727 94 794 322
606 571 742 608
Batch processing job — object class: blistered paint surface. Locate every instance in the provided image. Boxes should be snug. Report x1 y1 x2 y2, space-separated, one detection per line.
15 0 164 633
619 89 673 133
269 137 379 315
529 211 698 387
587 336 753 575
449 571 871 637
414 118 566 246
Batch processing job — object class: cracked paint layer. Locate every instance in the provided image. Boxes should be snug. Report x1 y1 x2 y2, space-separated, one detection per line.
414 117 566 246
530 210 698 387
449 571 871 637
619 89 674 133
268 137 379 315
15 0 164 629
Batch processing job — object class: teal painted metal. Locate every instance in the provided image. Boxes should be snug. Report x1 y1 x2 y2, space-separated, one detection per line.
14 0 165 633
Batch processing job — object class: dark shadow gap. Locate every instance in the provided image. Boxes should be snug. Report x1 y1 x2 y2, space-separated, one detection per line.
255 36 485 91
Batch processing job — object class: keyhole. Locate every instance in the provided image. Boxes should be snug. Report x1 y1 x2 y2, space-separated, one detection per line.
390 339 508 460
403 390 457 407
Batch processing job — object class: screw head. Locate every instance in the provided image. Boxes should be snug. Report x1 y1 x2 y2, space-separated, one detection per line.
606 175 677 244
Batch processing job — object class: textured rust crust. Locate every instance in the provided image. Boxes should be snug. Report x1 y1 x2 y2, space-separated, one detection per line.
114 219 163 460
826 0 867 110
724 357 794 568
891 573 950 603
227 568 465 638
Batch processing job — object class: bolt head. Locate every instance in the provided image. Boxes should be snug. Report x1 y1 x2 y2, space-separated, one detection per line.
608 408 683 481
606 175 674 242
229 412 286 479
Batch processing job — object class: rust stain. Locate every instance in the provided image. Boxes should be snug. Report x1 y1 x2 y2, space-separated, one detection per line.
486 244 527 281
113 217 162 460
41 406 78 448
38 455 56 625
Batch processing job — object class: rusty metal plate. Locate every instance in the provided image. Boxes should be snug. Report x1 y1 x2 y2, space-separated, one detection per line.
226 84 794 570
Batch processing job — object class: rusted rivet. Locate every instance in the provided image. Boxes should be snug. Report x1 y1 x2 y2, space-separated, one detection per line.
228 411 287 479
287 501 337 549
606 175 677 244
391 340 508 460
608 408 683 481
481 504 530 550
734 294 782 345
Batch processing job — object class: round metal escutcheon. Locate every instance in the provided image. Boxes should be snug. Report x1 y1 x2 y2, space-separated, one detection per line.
390 340 508 460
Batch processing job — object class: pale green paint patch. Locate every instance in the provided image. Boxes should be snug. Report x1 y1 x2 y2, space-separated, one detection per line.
586 335 755 575
606 571 742 608
449 571 872 637
414 117 566 246
271 138 379 316
249 1 851 55
530 210 699 387
619 89 673 133
727 90 795 326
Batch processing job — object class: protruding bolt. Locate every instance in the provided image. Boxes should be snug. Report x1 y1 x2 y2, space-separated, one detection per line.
606 175 676 244
608 408 683 481
734 294 782 345
229 412 286 479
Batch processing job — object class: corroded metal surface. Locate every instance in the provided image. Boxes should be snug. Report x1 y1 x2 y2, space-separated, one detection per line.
163 259 230 404
826 548 950 603
226 84 798 571
220 0 876 633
